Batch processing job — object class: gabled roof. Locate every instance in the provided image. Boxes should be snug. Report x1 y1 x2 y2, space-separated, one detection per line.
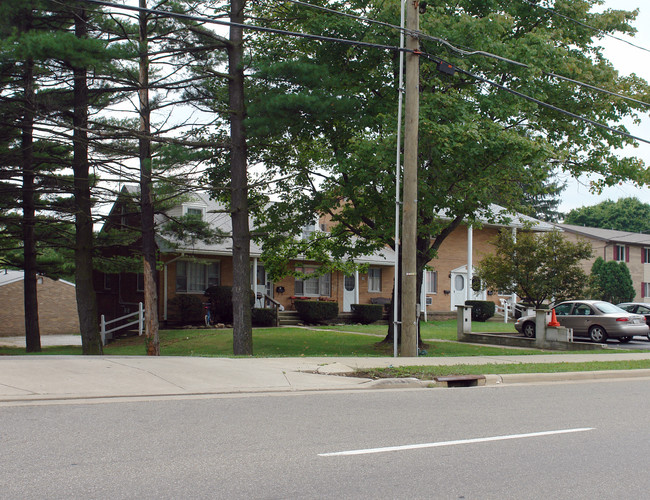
0 270 25 287
557 223 650 245
0 270 75 287
473 204 555 231
155 192 397 265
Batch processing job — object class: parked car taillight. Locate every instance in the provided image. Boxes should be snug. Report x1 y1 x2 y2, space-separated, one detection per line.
615 317 630 322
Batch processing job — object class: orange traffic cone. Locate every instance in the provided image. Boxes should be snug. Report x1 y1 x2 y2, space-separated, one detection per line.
548 308 560 327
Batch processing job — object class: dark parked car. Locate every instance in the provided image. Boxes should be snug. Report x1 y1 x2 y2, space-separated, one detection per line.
514 300 649 343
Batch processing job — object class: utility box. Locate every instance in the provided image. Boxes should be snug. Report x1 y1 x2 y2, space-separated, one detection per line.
456 305 472 338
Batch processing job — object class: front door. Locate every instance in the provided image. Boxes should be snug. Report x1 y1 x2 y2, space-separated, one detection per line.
252 265 271 308
343 274 356 312
450 266 487 310
451 272 466 310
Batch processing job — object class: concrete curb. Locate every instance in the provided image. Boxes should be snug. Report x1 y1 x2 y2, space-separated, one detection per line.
484 368 650 386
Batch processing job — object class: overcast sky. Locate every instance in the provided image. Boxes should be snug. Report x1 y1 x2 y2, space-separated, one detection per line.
557 0 650 214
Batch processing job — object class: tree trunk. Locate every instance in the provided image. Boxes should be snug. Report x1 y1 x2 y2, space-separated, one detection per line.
21 50 41 353
139 0 159 356
229 0 252 355
73 5 102 354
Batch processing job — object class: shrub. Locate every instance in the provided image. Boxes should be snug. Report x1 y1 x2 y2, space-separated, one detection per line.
204 285 255 323
252 307 277 327
294 299 338 323
168 294 204 324
465 300 495 322
351 304 383 324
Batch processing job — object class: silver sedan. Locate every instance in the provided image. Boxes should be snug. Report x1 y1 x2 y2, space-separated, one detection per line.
515 300 649 343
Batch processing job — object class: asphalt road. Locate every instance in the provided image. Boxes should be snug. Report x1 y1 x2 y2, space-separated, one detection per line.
2 379 650 499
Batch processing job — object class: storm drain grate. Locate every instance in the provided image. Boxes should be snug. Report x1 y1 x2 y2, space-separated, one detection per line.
434 375 486 388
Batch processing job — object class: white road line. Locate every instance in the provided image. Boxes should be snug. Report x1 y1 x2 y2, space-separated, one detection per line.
318 427 595 457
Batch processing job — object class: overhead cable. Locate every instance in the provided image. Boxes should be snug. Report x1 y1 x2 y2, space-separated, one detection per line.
520 0 650 55
284 0 650 109
75 0 650 145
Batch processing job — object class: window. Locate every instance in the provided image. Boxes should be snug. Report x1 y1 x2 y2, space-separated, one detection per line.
554 303 572 316
176 261 220 293
294 267 331 296
642 283 650 299
301 222 317 240
425 270 437 294
183 205 205 220
615 244 627 262
573 304 593 316
644 248 650 264
368 268 382 292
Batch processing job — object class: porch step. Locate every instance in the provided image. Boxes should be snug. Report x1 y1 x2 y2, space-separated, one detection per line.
278 310 301 326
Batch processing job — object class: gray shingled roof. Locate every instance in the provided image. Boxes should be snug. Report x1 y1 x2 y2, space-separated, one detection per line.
557 223 650 245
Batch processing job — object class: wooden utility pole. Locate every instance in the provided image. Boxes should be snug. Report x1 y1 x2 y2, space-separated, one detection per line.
400 0 420 357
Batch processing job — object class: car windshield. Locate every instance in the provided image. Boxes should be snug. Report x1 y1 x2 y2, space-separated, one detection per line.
593 301 626 314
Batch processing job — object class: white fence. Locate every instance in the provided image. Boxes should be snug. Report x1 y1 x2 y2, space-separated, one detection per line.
100 303 144 346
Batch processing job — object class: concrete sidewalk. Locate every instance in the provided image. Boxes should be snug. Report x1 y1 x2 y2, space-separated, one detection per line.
2 353 650 403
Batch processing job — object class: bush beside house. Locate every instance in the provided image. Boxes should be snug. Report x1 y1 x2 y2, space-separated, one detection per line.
294 299 338 324
205 285 255 323
465 300 495 322
351 304 383 324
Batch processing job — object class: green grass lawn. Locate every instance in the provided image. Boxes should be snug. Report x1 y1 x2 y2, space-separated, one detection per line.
355 360 650 379
0 320 607 358
315 319 517 341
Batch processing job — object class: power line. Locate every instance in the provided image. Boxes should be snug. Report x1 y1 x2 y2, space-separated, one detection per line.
421 53 650 146
77 0 405 53
75 0 650 146
520 0 650 55
283 0 650 109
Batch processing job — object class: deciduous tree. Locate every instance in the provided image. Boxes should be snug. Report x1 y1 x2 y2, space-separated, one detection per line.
476 229 593 308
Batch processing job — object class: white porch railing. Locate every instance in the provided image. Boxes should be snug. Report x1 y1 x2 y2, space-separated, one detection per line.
100 302 144 346
495 299 531 323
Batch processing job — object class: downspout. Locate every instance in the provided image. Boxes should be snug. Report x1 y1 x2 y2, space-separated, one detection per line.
467 225 473 302
354 269 359 305
253 257 258 306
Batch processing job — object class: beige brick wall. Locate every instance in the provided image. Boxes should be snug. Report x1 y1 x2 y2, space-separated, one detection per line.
0 278 80 336
562 232 648 301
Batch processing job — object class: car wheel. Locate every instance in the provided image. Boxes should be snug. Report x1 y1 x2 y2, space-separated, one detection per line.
589 325 608 343
523 322 536 338
618 336 632 343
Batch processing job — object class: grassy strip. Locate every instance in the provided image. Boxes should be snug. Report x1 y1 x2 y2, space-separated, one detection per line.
0 325 618 358
355 360 650 379
315 319 518 341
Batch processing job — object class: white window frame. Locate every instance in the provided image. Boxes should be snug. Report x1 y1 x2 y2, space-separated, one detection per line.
425 270 437 294
644 247 650 264
368 268 382 293
615 244 626 262
176 260 220 293
182 204 206 220
294 267 331 297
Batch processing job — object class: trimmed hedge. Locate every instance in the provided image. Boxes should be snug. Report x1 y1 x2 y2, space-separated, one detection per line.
465 300 496 322
204 285 255 323
168 294 204 324
252 307 277 327
351 304 383 324
294 299 339 324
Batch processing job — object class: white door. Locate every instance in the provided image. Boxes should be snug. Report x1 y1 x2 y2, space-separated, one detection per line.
451 272 466 310
252 265 271 308
343 274 356 312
